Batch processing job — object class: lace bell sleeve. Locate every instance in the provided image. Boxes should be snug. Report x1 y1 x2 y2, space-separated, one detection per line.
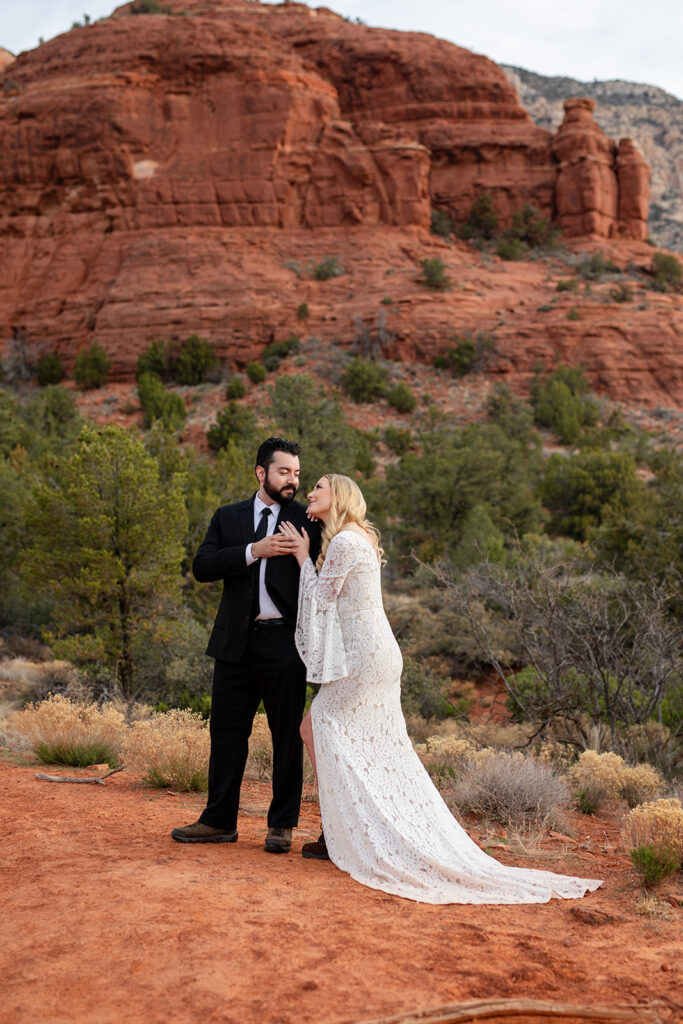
295 536 355 684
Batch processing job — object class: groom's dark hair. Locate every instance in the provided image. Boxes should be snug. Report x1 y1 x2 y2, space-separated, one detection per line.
256 436 301 472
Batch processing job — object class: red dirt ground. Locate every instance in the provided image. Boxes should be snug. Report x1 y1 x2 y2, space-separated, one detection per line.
0 757 680 1024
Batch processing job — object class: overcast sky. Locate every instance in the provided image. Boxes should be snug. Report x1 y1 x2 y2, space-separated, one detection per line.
2 1 682 100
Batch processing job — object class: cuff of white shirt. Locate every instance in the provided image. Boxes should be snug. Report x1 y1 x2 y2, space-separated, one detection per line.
245 543 258 566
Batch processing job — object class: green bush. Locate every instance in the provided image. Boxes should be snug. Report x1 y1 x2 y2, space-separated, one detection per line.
539 449 643 540
175 334 216 385
36 352 64 386
459 193 498 241
630 845 680 887
610 283 633 303
296 302 309 321
433 331 493 377
387 381 417 414
430 209 455 239
567 306 579 321
400 657 455 720
556 278 579 292
342 357 388 403
497 237 527 261
206 402 258 451
136 339 172 381
384 425 412 455
507 203 559 248
651 252 682 292
530 365 599 444
130 0 172 13
137 372 186 431
246 361 266 384
261 335 300 372
313 257 343 281
419 257 451 291
225 377 246 400
577 251 620 280
73 340 110 389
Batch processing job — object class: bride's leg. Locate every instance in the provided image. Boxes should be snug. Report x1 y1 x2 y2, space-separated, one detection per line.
300 709 317 781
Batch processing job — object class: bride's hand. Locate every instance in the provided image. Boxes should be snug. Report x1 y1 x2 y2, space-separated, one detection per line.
278 521 310 566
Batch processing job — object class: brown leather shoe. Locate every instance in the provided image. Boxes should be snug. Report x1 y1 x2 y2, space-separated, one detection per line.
171 821 238 843
302 831 330 861
264 826 292 853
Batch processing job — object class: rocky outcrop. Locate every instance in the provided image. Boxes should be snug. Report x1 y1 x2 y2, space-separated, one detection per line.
503 65 683 251
0 1 678 407
0 48 14 72
551 98 649 240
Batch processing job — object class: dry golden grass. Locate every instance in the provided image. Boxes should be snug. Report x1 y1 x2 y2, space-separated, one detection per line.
119 709 210 791
570 750 666 813
7 694 125 766
634 893 674 920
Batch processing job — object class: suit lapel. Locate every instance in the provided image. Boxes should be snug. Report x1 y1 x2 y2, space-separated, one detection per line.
240 495 256 542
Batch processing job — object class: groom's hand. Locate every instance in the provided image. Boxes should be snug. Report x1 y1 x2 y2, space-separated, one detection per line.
252 534 299 559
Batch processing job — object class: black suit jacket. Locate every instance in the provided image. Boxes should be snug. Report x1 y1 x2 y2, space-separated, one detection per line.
193 495 321 663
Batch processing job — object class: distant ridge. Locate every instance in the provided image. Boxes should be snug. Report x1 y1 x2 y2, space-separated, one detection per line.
503 65 683 252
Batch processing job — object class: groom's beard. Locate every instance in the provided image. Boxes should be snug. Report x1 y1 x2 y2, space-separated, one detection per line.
263 475 298 505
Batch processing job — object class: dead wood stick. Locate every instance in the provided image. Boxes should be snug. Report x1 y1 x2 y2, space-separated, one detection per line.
34 766 125 785
354 997 659 1024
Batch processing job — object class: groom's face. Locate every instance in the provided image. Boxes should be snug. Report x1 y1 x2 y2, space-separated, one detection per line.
259 451 300 504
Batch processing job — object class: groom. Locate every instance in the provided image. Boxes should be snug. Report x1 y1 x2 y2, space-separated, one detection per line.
171 437 320 853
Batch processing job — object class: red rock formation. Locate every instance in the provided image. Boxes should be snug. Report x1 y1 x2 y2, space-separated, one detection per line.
551 98 649 240
0 1 675 407
0 48 14 72
616 138 651 240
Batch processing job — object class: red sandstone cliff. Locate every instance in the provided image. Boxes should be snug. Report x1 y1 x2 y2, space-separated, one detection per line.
0 1 679 406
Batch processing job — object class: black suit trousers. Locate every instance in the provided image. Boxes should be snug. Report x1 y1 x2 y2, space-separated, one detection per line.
199 625 307 831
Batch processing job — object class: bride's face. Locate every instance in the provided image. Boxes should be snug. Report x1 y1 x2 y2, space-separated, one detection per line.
307 476 333 522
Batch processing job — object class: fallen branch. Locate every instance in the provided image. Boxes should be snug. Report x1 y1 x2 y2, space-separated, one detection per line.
35 766 125 785
354 997 659 1024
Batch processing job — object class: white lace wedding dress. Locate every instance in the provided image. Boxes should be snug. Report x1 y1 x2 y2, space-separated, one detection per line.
296 531 602 905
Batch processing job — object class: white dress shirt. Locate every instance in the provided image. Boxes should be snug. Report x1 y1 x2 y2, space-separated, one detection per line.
245 495 282 620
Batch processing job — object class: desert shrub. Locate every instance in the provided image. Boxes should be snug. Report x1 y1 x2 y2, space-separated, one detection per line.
342 356 388 402
313 257 344 281
261 335 300 372
36 352 64 386
400 657 455 721
0 657 88 703
567 306 579 321
296 302 309 321
507 203 559 249
570 750 625 813
130 1 172 14
387 381 417 413
206 401 258 451
620 722 679 778
384 425 412 454
539 449 642 539
460 193 498 241
497 237 527 261
120 709 209 790
175 334 216 385
136 339 173 381
443 749 569 829
624 798 683 886
225 376 246 400
619 763 665 808
73 340 110 389
530 364 599 444
610 283 633 303
419 257 451 291
556 278 579 293
431 208 455 238
433 331 493 377
246 361 266 384
651 251 682 292
8 694 124 767
137 372 186 430
416 734 477 784
577 251 620 280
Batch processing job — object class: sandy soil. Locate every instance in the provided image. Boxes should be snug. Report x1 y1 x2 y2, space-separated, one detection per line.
1 757 680 1024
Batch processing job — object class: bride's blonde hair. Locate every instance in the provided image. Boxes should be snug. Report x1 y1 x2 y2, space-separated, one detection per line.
316 474 384 571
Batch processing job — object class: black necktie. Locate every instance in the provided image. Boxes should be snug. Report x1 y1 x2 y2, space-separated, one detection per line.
252 507 272 618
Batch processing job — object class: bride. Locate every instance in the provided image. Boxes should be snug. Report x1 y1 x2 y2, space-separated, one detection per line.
277 474 602 905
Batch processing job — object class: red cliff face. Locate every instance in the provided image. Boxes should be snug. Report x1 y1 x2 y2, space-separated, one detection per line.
0 1 675 407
